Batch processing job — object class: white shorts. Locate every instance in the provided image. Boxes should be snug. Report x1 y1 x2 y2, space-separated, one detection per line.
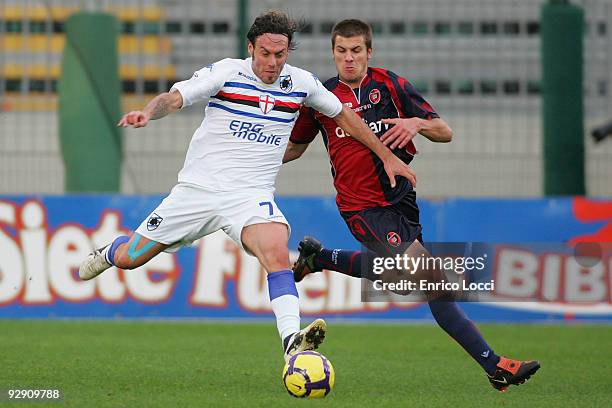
135 183 290 253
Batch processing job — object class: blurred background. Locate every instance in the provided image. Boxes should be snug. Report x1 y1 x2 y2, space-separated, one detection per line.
1 0 610 197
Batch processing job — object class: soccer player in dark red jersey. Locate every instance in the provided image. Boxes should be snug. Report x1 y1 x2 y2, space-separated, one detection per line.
284 19 539 391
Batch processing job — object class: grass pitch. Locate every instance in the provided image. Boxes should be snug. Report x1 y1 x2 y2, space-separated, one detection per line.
1 321 610 407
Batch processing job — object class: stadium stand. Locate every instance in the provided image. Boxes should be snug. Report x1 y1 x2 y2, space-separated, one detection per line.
0 0 610 196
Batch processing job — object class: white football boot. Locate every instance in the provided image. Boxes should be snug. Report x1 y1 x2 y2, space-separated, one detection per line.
284 318 327 363
79 245 112 281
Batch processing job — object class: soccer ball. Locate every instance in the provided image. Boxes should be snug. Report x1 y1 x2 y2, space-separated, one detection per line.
282 351 335 398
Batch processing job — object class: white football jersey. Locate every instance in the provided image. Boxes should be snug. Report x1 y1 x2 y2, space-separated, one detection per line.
170 58 343 192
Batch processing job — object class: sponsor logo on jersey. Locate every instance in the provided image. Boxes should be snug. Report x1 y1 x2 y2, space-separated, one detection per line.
147 213 163 231
229 120 282 146
238 71 257 82
259 95 276 114
335 119 391 138
279 75 293 92
369 88 381 104
386 231 401 247
369 119 391 135
353 103 372 113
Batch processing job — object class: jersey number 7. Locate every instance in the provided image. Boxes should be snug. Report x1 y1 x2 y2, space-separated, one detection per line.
259 201 274 216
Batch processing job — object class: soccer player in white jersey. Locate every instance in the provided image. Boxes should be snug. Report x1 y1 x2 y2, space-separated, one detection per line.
79 11 416 362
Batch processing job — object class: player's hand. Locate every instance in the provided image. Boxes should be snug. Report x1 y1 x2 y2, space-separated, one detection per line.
117 111 150 128
383 154 417 188
380 118 422 149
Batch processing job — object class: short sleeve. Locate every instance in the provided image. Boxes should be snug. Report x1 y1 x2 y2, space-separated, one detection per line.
290 107 319 144
170 59 230 108
303 74 343 118
395 75 439 120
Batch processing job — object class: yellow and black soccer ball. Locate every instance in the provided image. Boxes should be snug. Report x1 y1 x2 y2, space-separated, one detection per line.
282 351 335 398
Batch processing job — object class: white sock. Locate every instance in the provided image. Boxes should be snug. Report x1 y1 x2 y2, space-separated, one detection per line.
270 294 300 343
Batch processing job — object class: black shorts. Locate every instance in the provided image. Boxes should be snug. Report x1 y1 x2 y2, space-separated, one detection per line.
341 191 422 256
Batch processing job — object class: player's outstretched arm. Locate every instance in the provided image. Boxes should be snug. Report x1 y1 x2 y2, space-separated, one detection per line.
333 105 417 188
283 141 310 163
416 118 453 143
380 118 453 148
117 89 183 128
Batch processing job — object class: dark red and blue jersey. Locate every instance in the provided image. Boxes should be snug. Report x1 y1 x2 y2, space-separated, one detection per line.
290 67 438 212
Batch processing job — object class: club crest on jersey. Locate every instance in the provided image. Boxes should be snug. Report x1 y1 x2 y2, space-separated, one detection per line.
369 88 381 104
147 213 163 231
279 75 293 92
259 94 276 114
386 231 401 247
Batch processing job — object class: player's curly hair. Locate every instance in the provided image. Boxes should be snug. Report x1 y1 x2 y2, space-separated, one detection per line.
247 10 298 51
331 19 373 49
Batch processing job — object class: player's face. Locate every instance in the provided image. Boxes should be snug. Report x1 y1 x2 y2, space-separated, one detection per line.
249 34 290 84
333 35 371 87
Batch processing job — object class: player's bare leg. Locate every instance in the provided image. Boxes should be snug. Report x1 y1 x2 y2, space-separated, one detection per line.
242 222 326 362
79 233 170 280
